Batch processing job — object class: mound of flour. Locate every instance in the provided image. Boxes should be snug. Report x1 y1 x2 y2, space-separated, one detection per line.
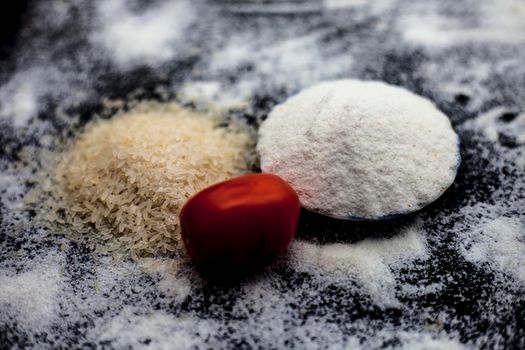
257 80 460 219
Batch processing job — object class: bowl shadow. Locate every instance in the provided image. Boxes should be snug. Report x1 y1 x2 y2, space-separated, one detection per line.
295 208 420 244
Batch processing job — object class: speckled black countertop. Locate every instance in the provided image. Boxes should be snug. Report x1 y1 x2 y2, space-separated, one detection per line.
0 1 524 349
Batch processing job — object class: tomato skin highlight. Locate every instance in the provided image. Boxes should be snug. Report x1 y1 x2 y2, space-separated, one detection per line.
180 173 300 271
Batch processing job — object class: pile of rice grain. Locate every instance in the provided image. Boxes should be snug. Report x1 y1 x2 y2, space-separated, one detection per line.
38 102 255 260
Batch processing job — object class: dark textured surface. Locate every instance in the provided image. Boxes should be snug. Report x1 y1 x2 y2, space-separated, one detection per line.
0 1 524 349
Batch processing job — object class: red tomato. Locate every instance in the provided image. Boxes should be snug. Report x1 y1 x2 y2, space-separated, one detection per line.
180 173 300 273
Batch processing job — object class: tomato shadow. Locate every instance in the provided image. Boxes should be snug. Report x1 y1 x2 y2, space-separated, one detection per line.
192 256 275 286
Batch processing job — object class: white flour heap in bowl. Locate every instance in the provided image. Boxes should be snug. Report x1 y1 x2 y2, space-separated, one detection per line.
257 80 460 220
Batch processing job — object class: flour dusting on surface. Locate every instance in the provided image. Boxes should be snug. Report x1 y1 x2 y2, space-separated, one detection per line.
88 310 218 350
399 0 525 47
0 0 524 348
0 252 64 332
91 1 195 67
458 215 525 284
290 223 428 307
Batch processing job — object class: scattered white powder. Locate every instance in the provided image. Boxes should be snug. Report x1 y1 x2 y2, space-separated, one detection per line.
0 173 26 211
324 0 395 26
457 209 525 284
0 65 94 128
400 0 525 47
290 222 428 307
91 0 195 67
0 82 37 127
207 31 354 101
255 34 353 91
94 257 137 293
43 1 73 28
89 309 219 350
324 0 369 9
179 80 251 109
451 105 525 288
157 278 191 303
179 81 222 103
156 270 192 303
399 333 471 350
0 0 523 348
0 252 64 332
420 57 493 113
399 281 444 298
258 80 460 219
222 1 323 14
0 71 40 127
464 107 525 145
209 37 254 72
